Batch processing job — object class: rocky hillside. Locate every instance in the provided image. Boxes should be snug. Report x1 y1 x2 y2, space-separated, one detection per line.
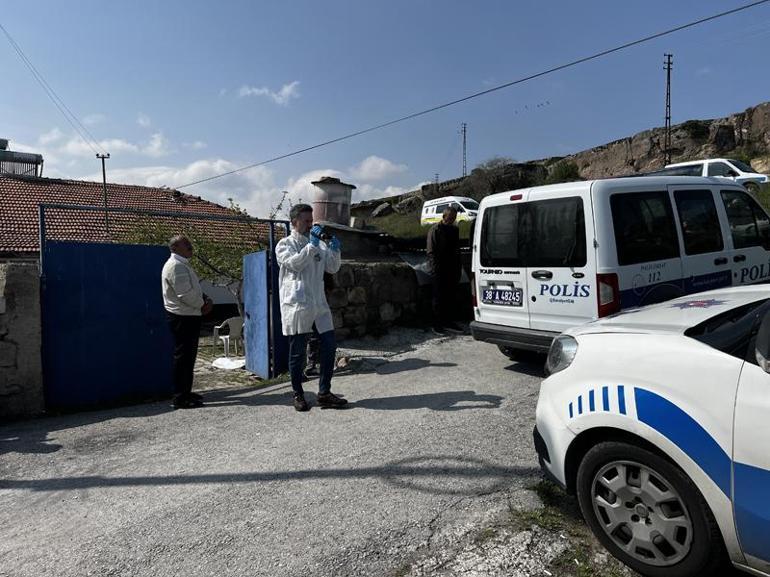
353 101 770 224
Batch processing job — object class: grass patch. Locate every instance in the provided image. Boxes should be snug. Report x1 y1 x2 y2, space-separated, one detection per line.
754 183 770 211
367 210 474 241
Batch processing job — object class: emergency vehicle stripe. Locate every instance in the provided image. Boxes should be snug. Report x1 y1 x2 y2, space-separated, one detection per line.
617 386 626 415
589 390 595 412
578 396 583 415
634 388 731 496
602 386 609 411
734 462 770 562
569 402 573 419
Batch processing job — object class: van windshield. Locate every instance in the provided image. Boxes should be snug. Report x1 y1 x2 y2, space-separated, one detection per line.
480 197 586 268
727 159 755 173
461 200 479 210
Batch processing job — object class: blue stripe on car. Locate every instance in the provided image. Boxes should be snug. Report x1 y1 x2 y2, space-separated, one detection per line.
578 396 583 415
734 462 770 561
569 402 573 419
618 386 626 415
602 386 609 411
589 390 595 412
634 388 731 496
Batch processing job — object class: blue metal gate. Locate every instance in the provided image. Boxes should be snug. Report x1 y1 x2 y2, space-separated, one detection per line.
41 241 174 410
243 249 288 379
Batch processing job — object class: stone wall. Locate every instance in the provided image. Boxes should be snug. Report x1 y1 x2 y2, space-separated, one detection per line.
0 263 44 420
327 260 431 340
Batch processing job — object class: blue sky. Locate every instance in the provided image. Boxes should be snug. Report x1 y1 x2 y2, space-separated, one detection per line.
4 0 770 216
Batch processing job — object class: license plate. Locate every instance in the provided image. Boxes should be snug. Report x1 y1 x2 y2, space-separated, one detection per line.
482 288 523 306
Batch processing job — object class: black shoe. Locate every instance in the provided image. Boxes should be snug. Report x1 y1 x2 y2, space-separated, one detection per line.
173 396 202 409
317 392 348 408
189 392 204 402
294 394 309 412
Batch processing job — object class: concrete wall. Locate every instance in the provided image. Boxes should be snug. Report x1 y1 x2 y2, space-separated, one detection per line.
0 263 44 420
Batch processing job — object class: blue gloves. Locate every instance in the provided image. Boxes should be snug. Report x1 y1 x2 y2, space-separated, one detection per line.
329 236 341 252
309 225 323 247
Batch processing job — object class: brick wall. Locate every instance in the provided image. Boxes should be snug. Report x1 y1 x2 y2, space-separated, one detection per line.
0 263 44 420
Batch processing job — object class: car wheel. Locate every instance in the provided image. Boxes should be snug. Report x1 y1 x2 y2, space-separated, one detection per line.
744 181 760 194
576 442 726 577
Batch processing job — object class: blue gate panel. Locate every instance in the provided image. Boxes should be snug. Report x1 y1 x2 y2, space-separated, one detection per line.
42 241 174 409
243 251 270 378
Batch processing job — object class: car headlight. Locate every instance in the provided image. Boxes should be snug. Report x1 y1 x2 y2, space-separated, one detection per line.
546 335 579 375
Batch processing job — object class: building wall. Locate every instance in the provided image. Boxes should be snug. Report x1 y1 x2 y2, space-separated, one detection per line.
0 263 44 420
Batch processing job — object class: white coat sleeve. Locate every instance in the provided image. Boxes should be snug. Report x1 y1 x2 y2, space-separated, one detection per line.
324 245 341 274
172 265 205 309
275 239 318 272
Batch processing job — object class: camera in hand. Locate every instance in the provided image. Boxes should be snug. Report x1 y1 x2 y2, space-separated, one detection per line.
312 225 332 241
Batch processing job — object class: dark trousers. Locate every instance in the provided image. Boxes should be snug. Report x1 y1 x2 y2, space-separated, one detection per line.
288 327 336 396
432 274 459 327
167 312 202 398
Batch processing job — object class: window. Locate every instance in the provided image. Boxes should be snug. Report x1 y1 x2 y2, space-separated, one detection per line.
727 159 755 173
434 203 449 214
480 197 586 268
611 191 680 265
708 162 735 177
659 165 702 176
674 189 723 255
721 190 770 249
461 200 480 211
686 299 770 360
450 202 465 213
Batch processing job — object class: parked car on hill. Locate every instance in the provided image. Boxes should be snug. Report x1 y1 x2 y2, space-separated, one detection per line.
654 158 769 193
420 196 479 225
535 285 770 577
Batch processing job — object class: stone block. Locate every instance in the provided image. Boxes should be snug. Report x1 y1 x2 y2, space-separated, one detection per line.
335 264 355 288
327 287 348 309
348 286 367 305
391 279 416 304
0 296 5 314
379 302 399 322
335 328 351 341
332 310 344 329
0 341 17 368
350 325 367 338
354 266 373 288
343 306 367 326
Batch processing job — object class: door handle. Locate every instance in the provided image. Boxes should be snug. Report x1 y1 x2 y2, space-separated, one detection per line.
714 257 728 265
531 270 553 280
733 254 747 263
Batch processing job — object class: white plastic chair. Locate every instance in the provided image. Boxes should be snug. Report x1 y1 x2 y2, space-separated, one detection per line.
212 316 244 358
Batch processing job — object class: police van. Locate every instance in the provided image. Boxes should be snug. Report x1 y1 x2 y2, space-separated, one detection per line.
471 176 770 355
420 196 479 225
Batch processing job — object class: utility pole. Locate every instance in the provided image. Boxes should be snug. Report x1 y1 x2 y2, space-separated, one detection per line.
460 122 467 177
96 153 111 238
664 54 673 165
434 173 440 196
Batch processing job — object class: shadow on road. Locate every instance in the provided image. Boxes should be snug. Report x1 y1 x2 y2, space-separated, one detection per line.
504 360 547 378
351 390 502 411
0 454 539 497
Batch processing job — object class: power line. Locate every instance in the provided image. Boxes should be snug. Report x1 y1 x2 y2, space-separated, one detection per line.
0 23 106 156
169 0 769 189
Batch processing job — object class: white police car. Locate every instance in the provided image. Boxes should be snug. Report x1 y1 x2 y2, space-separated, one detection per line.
534 285 770 577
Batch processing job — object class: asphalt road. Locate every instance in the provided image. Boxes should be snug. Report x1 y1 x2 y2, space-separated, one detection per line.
0 333 546 577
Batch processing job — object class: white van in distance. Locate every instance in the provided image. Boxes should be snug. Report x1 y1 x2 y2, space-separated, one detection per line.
657 158 769 193
471 176 770 356
420 196 479 226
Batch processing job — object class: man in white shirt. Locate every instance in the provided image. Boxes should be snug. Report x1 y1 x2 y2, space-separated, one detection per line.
161 235 212 409
275 204 346 411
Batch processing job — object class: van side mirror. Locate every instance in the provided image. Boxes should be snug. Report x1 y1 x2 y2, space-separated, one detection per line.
755 312 770 372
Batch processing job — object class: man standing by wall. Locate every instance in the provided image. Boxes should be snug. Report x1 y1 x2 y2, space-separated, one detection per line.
162 235 212 409
427 206 463 335
276 204 346 411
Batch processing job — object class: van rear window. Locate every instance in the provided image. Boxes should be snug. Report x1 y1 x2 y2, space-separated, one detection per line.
611 191 680 265
480 197 586 268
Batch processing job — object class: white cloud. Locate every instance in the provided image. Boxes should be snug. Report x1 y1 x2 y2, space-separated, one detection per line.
38 128 64 145
349 155 408 181
61 136 139 157
238 81 301 106
284 169 345 204
137 113 152 128
183 140 207 150
82 113 106 126
142 132 171 157
80 159 280 218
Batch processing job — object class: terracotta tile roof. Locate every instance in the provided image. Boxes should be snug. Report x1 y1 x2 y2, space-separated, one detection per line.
0 174 282 253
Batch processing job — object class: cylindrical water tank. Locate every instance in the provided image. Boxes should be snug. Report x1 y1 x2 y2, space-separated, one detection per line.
311 177 356 225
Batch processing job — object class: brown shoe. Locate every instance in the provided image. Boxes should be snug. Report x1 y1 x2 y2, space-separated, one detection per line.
294 394 309 412
317 392 348 408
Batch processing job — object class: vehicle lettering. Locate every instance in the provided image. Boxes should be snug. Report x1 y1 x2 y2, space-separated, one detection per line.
739 259 770 283
640 262 667 271
479 268 504 275
539 283 591 298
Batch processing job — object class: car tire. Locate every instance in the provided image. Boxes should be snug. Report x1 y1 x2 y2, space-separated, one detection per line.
576 441 727 577
744 181 760 194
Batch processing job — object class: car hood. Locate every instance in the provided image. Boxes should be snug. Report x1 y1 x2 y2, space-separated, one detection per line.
565 285 770 337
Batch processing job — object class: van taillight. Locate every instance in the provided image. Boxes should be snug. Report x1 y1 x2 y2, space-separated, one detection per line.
597 273 620 317
471 271 477 307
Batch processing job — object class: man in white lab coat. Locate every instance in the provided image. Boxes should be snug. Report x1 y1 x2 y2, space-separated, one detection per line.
275 204 345 411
